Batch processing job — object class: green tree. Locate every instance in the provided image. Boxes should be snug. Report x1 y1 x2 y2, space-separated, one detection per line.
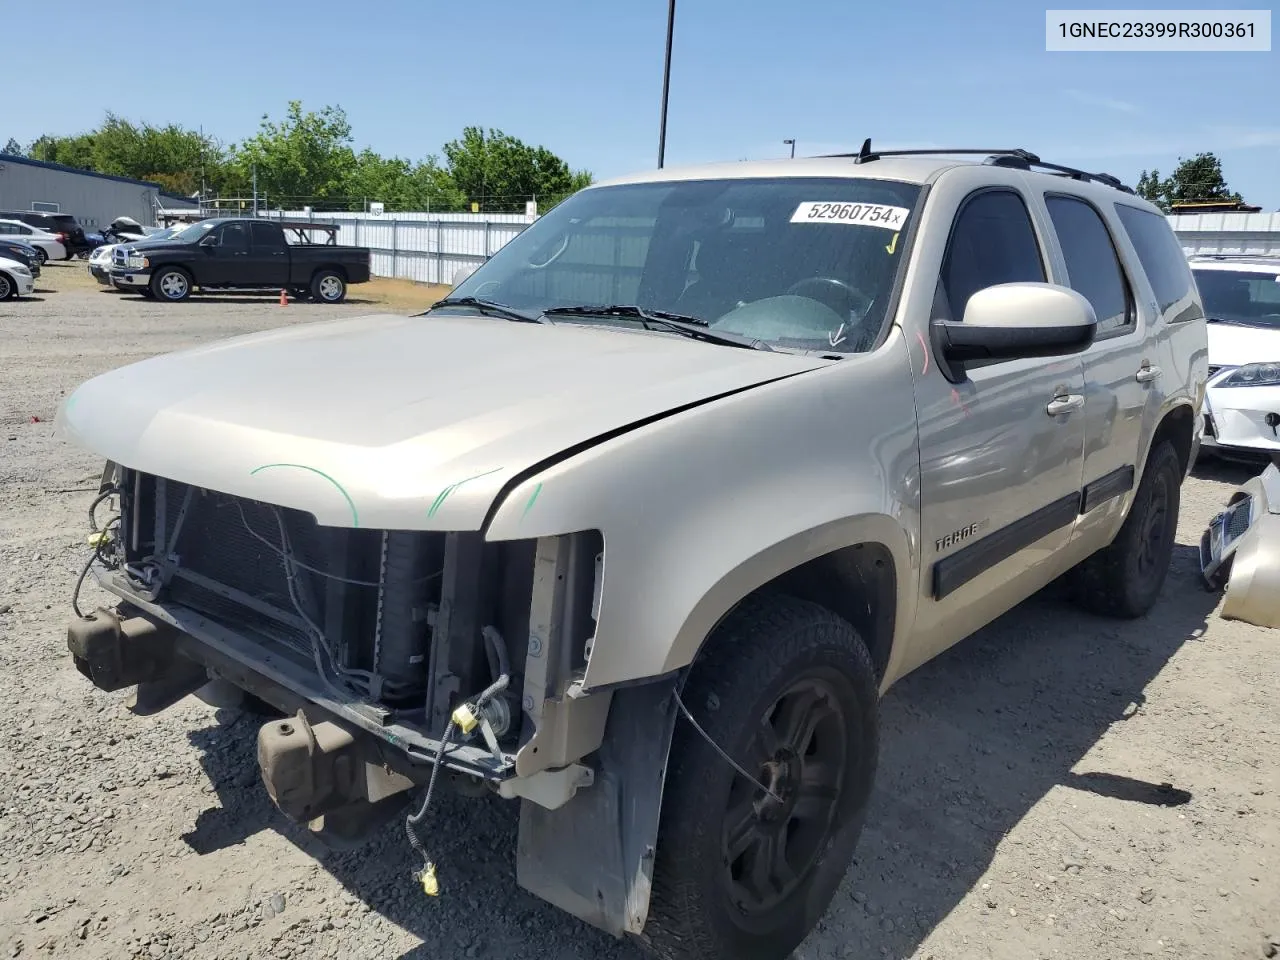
345 150 467 212
1137 152 1244 212
442 126 592 212
229 101 357 206
3 138 22 156
23 115 228 195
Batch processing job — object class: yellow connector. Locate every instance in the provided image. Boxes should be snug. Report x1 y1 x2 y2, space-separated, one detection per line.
451 702 479 734
418 862 440 896
87 531 108 547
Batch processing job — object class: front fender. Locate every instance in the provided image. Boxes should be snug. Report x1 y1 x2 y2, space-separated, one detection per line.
485 329 921 691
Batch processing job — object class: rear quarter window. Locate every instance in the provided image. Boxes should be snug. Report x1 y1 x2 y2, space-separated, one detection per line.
1113 204 1199 322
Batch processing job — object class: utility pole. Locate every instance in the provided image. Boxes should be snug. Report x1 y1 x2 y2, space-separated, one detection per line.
657 0 676 168
252 163 258 217
784 139 796 159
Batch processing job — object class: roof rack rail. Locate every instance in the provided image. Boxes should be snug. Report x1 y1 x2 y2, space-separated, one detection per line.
821 140 1136 194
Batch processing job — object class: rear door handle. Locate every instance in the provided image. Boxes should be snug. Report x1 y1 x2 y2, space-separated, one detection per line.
1046 394 1085 416
1136 364 1162 383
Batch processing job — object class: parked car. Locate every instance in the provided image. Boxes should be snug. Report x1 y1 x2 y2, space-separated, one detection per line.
108 218 371 302
89 226 179 286
1188 254 1280 461
0 218 68 263
0 238 42 277
0 253 35 300
0 209 87 251
59 147 1206 960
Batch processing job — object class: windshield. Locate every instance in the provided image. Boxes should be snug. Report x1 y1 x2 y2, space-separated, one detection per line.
445 176 923 353
171 221 220 243
1193 267 1280 329
135 227 178 243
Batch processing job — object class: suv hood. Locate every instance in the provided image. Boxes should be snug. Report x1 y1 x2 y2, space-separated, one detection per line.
58 312 828 530
1208 321 1280 368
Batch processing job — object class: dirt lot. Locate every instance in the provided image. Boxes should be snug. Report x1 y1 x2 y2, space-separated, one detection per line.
1 262 1277 960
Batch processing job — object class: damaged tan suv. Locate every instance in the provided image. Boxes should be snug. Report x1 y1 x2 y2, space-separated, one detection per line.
59 143 1207 960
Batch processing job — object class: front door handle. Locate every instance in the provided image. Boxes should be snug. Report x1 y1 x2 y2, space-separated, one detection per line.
1136 364 1163 383
1046 394 1085 416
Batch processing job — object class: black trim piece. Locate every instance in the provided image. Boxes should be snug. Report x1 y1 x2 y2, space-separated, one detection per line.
931 493 1080 600
1081 464 1135 514
479 369 817 535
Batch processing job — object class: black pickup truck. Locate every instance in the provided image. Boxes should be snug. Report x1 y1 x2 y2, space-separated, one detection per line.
109 218 371 303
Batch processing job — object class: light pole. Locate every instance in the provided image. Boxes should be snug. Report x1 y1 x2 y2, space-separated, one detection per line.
783 139 796 159
657 0 676 168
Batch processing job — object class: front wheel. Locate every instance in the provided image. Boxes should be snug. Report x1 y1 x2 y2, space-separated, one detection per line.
0 272 14 301
640 594 879 960
151 266 192 302
1069 440 1182 618
311 269 347 303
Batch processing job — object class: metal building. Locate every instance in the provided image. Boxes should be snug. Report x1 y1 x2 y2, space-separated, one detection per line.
0 153 172 229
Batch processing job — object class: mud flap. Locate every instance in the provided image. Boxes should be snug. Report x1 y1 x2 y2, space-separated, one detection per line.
515 675 679 937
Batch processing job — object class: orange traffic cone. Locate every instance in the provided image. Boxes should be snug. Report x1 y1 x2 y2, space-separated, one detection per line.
279 289 288 306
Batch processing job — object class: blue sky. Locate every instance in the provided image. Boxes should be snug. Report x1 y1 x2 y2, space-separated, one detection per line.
5 0 1277 206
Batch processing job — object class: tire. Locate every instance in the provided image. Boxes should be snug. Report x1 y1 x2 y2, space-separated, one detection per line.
151 266 192 302
310 269 346 303
35 247 48 266
640 594 879 960
1069 440 1182 618
0 272 13 301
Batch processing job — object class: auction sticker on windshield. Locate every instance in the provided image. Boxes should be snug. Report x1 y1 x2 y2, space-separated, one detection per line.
790 202 910 230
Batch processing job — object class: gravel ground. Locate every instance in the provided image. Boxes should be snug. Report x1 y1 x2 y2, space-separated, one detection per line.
2 262 1278 960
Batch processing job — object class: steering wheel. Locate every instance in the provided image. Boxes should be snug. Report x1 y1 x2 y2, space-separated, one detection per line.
784 277 874 319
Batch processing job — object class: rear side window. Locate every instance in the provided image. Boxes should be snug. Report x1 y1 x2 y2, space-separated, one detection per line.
939 189 1046 320
251 222 285 249
1114 204 1197 321
1045 195 1134 336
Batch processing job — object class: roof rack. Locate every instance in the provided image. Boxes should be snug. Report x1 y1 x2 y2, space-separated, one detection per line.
822 139 1136 194
1188 253 1280 261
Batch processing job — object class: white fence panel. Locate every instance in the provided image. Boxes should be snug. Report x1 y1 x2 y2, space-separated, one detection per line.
1169 212 1280 257
262 210 539 285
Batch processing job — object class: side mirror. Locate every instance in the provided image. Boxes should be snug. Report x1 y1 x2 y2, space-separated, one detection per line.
931 282 1097 381
198 233 217 247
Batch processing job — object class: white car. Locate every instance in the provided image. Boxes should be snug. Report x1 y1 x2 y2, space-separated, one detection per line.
0 219 68 263
88 225 178 285
0 254 36 299
1189 255 1280 460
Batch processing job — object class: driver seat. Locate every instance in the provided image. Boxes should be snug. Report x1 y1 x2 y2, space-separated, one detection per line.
675 236 763 321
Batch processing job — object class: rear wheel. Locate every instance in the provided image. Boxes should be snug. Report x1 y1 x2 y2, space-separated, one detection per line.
1069 440 1182 618
0 273 14 300
35 247 48 266
311 269 347 303
151 266 192 302
640 594 879 960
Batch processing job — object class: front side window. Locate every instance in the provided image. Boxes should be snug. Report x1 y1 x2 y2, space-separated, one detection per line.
937 189 1046 321
1045 195 1134 335
219 223 250 250
444 176 923 353
1192 268 1280 329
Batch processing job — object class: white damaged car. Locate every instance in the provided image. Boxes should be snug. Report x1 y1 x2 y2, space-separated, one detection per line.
1189 255 1280 461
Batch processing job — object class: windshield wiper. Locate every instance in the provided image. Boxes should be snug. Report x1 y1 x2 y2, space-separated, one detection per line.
424 296 545 324
541 304 773 351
